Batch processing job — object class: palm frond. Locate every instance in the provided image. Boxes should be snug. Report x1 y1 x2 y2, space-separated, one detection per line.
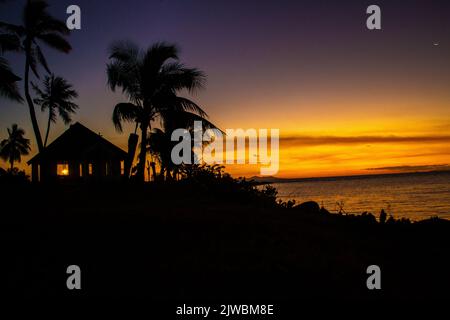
28 47 40 78
160 62 206 93
36 14 70 35
112 102 140 132
143 42 179 72
35 44 50 74
0 33 22 53
161 110 222 134
33 74 79 124
168 96 209 118
37 33 71 53
107 61 140 99
23 0 49 30
108 40 140 62
0 57 23 102
0 21 25 37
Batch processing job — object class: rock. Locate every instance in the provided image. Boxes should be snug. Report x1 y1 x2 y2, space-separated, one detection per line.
294 201 321 214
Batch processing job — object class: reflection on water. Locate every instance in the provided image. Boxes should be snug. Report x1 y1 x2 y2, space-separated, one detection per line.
272 171 450 220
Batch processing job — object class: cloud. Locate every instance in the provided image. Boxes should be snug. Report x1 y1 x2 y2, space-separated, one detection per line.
365 164 450 172
280 135 450 147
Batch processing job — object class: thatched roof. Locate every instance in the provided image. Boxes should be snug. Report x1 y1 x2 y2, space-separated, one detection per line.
28 122 127 164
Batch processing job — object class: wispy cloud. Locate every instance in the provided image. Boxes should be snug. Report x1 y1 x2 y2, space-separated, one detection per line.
281 135 450 147
366 164 450 172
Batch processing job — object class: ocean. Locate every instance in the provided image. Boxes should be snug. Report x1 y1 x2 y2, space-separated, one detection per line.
272 171 450 220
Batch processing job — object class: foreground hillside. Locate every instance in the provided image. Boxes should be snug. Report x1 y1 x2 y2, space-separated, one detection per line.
2 178 449 300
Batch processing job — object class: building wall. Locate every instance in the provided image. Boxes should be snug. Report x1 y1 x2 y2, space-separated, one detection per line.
31 159 125 183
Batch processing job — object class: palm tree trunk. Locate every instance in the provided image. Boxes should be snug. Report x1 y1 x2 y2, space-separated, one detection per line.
126 133 139 178
146 160 151 181
10 155 14 171
166 169 172 181
159 166 165 181
150 161 157 181
24 40 44 152
44 112 52 147
136 122 148 182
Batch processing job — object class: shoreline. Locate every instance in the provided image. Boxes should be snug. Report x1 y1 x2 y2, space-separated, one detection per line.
252 169 450 184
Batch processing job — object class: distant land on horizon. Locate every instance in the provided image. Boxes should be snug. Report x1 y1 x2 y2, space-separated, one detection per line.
251 169 450 184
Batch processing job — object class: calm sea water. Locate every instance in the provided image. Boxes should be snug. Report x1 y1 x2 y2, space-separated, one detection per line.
272 171 450 220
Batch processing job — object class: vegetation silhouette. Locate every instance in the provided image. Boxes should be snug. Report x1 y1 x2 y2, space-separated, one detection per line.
148 128 172 181
0 167 30 184
0 124 31 170
380 209 387 224
32 74 78 147
147 112 222 181
0 25 22 102
107 40 217 181
1 165 449 299
0 0 71 152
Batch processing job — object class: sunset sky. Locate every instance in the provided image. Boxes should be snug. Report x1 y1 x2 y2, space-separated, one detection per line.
1 0 450 178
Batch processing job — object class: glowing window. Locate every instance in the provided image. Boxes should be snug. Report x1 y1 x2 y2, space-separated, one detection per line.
120 161 125 175
79 164 83 177
57 163 69 176
88 163 93 175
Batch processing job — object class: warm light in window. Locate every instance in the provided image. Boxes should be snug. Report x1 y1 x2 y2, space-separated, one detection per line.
57 163 69 176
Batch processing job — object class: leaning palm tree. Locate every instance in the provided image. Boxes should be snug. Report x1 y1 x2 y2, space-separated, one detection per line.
0 124 31 170
32 74 78 147
0 31 23 102
0 0 71 152
107 41 215 181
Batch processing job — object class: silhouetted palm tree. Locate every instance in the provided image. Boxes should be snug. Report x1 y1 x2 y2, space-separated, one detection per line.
0 0 71 152
0 124 31 170
148 128 172 180
107 41 212 181
0 30 23 102
148 110 222 181
32 74 78 147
